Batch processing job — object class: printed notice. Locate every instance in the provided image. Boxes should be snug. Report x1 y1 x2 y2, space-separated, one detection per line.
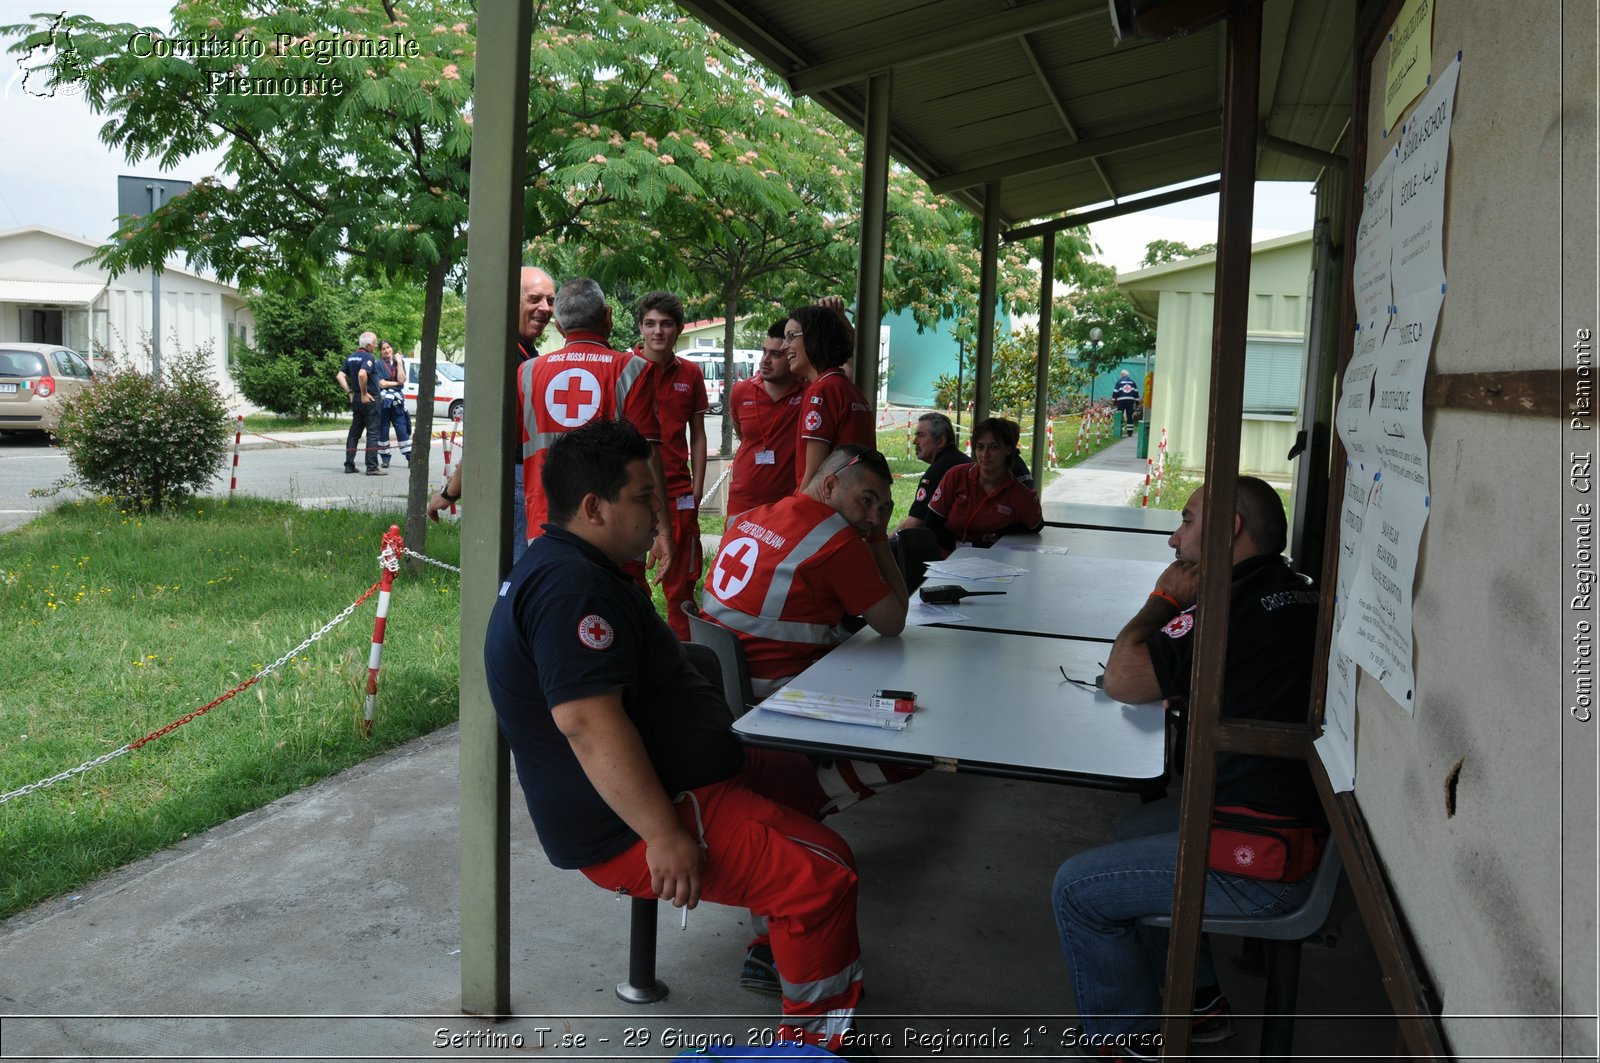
1317 459 1371 791
1390 55 1458 300
1337 325 1382 462
1384 0 1434 130
1353 152 1395 331
1370 285 1444 491
1338 471 1429 712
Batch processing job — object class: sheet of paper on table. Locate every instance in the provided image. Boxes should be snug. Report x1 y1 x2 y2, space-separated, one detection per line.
905 597 970 626
993 542 1070 555
760 689 913 730
922 557 1030 581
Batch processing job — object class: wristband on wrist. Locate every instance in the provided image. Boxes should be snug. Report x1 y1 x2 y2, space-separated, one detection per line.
1149 589 1182 610
440 486 460 503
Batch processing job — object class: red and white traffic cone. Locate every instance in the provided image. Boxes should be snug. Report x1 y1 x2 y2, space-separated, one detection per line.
363 526 404 738
229 415 243 498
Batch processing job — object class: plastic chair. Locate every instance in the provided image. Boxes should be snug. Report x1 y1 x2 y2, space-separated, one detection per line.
1140 836 1348 1061
683 602 756 716
614 641 725 1006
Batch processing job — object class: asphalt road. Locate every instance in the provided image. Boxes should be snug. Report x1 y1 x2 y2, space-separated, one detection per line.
0 414 727 535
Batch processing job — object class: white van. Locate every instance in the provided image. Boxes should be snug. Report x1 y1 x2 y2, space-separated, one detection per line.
682 350 759 414
401 357 466 422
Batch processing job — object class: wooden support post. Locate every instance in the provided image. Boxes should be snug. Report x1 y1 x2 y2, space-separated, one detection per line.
854 71 891 407
1158 1 1261 1055
973 181 1001 424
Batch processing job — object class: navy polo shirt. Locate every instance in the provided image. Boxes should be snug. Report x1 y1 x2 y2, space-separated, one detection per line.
343 350 380 401
907 444 971 522
484 525 743 869
1146 554 1325 823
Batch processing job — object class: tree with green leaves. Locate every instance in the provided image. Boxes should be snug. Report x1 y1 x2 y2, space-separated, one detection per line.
1053 259 1155 380
932 326 1092 418
1141 238 1216 267
234 285 356 418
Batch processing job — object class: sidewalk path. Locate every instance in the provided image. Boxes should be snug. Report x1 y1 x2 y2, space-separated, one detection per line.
1043 431 1149 506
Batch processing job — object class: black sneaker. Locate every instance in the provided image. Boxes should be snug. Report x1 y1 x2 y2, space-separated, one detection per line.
737 942 781 996
366 468 387 476
1192 988 1237 1043
344 465 358 473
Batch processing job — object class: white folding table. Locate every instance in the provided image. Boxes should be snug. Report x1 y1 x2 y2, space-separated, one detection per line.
1042 500 1177 535
732 625 1166 789
1005 526 1177 563
921 544 1168 641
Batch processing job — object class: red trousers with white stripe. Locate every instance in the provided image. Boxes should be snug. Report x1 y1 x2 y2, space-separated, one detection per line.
661 505 703 640
581 749 862 1051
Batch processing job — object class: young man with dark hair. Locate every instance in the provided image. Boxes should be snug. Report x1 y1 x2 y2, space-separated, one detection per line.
484 419 869 1056
727 318 804 517
1051 476 1323 1059
632 290 709 638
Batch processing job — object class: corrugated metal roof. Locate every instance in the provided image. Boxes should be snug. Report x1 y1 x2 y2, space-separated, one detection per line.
0 279 107 306
676 0 1355 227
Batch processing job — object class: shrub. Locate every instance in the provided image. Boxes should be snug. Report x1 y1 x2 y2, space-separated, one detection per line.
55 346 231 511
233 286 355 417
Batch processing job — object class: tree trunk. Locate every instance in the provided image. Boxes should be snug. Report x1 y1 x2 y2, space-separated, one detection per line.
404 256 447 572
719 280 740 455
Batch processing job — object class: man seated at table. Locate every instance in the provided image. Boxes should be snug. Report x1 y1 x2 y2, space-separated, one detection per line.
704 445 909 699
483 418 873 1055
897 412 969 532
922 416 1044 556
1049 476 1326 1059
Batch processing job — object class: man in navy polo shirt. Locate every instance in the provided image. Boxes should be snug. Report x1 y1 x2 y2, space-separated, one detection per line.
484 419 869 1056
1050 477 1325 1058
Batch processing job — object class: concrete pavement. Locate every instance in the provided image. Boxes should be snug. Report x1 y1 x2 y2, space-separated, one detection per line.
1 425 1397 1060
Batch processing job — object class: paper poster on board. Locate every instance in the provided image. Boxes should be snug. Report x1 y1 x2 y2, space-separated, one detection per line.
1370 284 1444 492
1353 151 1395 331
1337 325 1382 462
1316 457 1371 791
1391 55 1459 299
1337 470 1430 712
1383 0 1435 131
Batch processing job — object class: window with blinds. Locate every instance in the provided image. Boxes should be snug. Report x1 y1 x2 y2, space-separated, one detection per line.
1243 336 1303 416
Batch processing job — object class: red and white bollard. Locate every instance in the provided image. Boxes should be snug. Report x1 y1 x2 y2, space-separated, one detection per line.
1141 457 1153 508
1046 421 1059 468
363 526 404 738
440 428 459 518
229 415 243 497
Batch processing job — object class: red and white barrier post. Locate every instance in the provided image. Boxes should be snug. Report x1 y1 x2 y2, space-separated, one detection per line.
440 429 459 518
229 415 243 497
363 526 404 737
1141 457 1153 508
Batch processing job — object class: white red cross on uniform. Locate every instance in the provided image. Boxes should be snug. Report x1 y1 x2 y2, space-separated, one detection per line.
544 368 602 427
711 536 760 599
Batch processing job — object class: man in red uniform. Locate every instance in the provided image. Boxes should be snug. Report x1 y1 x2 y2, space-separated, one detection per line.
705 445 908 694
727 319 804 517
520 278 672 575
633 291 709 638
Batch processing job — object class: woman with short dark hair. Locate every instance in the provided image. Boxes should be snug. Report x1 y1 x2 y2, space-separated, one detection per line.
783 303 874 489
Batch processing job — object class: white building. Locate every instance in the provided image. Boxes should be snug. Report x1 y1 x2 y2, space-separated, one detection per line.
0 226 255 400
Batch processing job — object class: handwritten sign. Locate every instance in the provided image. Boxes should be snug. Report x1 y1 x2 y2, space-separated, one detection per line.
1384 0 1434 131
1353 152 1395 331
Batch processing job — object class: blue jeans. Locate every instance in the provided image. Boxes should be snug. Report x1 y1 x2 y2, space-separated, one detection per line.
511 462 527 565
1051 798 1316 1037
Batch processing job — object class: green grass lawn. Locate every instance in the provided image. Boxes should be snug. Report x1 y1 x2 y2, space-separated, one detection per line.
241 413 350 433
0 498 461 919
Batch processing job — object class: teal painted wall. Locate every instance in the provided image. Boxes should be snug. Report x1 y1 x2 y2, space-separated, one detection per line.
882 307 1011 408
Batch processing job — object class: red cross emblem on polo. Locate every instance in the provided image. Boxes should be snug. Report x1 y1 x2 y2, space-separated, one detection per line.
545 367 602 427
803 409 822 432
712 536 760 599
577 614 615 650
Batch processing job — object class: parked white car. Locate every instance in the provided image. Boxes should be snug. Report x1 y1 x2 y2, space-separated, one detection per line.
683 350 758 414
401 357 465 422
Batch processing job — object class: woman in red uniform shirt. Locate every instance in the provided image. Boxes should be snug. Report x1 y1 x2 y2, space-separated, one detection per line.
924 416 1044 555
783 303 875 489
